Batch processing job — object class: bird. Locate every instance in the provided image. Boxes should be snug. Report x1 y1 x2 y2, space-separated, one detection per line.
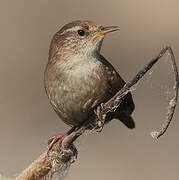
44 20 135 150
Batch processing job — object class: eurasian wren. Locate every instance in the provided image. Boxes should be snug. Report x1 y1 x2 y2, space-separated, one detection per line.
44 20 135 148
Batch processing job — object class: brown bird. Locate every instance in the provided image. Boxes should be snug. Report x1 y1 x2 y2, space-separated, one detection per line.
44 20 135 149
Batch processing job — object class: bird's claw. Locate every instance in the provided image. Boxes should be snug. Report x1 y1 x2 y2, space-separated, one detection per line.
95 103 105 118
94 103 106 132
96 120 104 132
47 134 66 153
69 146 78 163
47 133 78 163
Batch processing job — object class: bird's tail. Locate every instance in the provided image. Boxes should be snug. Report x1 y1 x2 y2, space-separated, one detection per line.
115 113 135 129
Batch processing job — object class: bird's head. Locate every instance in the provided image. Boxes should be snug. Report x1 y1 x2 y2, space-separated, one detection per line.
48 20 119 61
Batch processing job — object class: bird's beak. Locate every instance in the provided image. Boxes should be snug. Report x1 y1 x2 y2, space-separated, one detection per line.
93 26 120 39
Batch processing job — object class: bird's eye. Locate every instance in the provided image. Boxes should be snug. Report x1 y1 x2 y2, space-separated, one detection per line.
77 29 85 36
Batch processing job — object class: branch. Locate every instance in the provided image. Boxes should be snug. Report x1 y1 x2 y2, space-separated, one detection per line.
99 45 179 139
151 47 179 138
13 45 178 180
15 127 85 180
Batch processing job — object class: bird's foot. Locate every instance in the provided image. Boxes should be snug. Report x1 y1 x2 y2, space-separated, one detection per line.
47 134 66 153
94 103 106 132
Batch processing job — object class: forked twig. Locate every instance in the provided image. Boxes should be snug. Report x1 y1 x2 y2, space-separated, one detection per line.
14 46 178 180
99 45 179 139
150 46 179 138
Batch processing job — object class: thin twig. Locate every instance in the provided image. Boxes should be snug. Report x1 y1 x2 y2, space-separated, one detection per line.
99 45 179 139
151 46 179 138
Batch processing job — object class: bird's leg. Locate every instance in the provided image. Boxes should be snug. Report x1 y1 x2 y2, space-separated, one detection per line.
94 103 105 132
48 134 66 152
47 126 78 153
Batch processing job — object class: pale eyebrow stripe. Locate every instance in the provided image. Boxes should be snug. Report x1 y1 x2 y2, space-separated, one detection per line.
60 26 81 35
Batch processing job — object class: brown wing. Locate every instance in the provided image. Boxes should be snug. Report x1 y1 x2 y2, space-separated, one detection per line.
99 55 135 128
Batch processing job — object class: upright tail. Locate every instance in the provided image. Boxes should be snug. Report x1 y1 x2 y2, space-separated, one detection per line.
115 113 135 129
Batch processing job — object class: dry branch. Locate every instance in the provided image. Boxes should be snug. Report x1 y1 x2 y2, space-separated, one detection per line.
12 45 178 180
99 45 179 139
15 127 85 180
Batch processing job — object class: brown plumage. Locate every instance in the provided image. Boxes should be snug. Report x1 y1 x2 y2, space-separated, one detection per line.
44 20 135 131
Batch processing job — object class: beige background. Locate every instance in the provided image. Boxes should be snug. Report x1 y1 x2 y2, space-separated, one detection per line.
0 0 179 179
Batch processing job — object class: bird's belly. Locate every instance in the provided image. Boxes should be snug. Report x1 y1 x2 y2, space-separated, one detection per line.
48 65 108 126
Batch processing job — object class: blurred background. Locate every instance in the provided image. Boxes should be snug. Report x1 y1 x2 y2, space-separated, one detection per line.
0 0 179 179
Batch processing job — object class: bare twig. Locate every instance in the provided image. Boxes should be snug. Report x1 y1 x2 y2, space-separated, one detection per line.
98 45 179 139
14 45 178 180
151 46 179 138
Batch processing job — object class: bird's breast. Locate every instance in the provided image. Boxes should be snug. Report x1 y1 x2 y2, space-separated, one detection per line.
44 58 111 125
